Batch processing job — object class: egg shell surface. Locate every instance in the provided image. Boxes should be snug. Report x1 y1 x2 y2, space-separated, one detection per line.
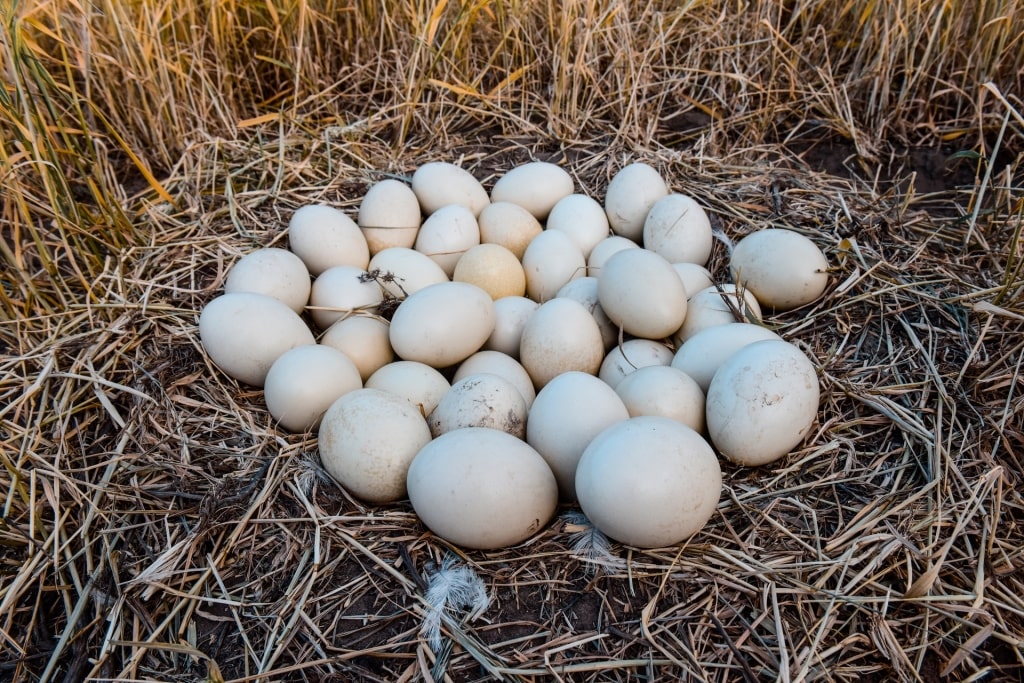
453 243 526 300
643 194 713 265
672 284 762 345
483 296 540 359
603 163 669 242
224 247 311 314
521 229 586 302
546 194 611 260
357 179 422 255
614 365 705 433
389 281 496 368
428 373 528 439
555 277 618 351
730 228 829 311
598 339 675 389
288 204 370 276
490 162 574 220
477 202 543 260
411 162 490 216
454 350 536 408
309 265 384 330
319 315 394 381
367 247 450 299
414 204 481 277
519 297 605 389
365 361 450 417
598 248 688 340
671 322 782 392
263 344 362 432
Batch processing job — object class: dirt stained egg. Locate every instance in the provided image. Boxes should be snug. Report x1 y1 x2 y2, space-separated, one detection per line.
411 162 490 216
453 350 536 408
224 247 311 314
357 178 422 255
427 373 528 439
288 204 370 276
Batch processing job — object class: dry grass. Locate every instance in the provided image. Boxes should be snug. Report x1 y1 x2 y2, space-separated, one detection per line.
2 1 1024 681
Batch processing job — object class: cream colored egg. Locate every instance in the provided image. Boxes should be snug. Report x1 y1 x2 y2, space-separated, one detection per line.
406 427 559 549
428 373 528 439
555 277 618 351
454 350 536 408
587 235 640 273
521 229 585 302
264 344 362 432
598 248 687 340
308 265 384 330
490 161 574 220
672 284 762 345
367 247 449 299
411 162 490 216
477 202 543 260
614 365 705 433
484 296 539 359
357 179 422 255
705 340 819 466
546 194 610 260
730 228 829 311
365 360 450 417
414 204 480 277
198 292 315 387
671 322 782 392
643 194 713 265
319 314 394 381
224 247 311 314
389 281 496 368
288 204 370 276
453 243 526 299
526 371 629 501
604 163 669 242
318 388 432 503
575 416 722 548
672 262 714 298
519 298 605 389
599 339 674 389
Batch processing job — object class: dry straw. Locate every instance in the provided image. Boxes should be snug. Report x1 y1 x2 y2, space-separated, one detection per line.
2 1 1023 681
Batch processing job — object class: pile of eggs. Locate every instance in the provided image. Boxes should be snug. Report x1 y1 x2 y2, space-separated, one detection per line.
198 161 830 551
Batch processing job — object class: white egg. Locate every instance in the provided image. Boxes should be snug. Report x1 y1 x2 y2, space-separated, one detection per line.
288 204 370 276
318 388 432 503
263 345 362 432
587 235 640 273
483 296 540 359
365 361 450 417
428 373 528 439
453 243 526 300
490 161 574 220
672 284 762 345
603 163 669 242
224 247 311 314
671 322 782 392
526 371 629 501
614 365 705 433
357 179 422 255
598 248 687 340
519 298 605 389
198 292 315 387
407 427 559 549
319 314 394 381
672 262 714 297
705 339 819 466
308 265 384 330
576 416 722 548
454 350 536 408
546 194 611 260
598 339 674 389
555 277 618 350
477 201 543 260
367 247 449 299
521 229 586 302
411 162 490 216
414 204 480 277
730 228 829 310
389 281 495 368
643 194 713 265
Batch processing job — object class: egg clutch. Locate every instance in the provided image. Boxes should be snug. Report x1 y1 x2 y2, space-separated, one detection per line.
198 160 830 551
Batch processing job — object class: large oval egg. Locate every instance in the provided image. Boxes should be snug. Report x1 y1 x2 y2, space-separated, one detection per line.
389 281 496 368
319 314 394 381
603 163 669 242
671 322 782 392
598 248 687 340
264 344 362 432
428 373 528 439
546 194 610 260
643 194 713 265
411 162 490 216
288 204 370 275
357 179 422 255
614 365 705 433
224 247 311 314
367 247 449 299
730 228 829 311
477 201 543 260
490 162 574 220
519 298 604 389
453 243 526 300
414 204 480 277
521 229 586 302
454 350 536 408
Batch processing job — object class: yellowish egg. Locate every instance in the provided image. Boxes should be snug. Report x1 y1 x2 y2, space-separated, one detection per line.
453 243 526 300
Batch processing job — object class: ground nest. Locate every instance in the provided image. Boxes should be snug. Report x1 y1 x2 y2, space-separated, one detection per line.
2 132 1023 683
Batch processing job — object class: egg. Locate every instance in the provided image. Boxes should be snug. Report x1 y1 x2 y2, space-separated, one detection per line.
613 365 705 433
483 296 540 359
598 248 687 340
519 298 605 389
546 194 611 260
428 373 528 439
453 243 526 300
414 204 480 277
407 427 559 549
318 388 432 503
411 162 490 216
490 161 574 220
365 361 450 417
453 350 536 408
288 204 370 276
521 229 586 302
198 292 315 387
730 228 830 310
705 339 819 466
671 322 782 392
263 345 362 432
575 416 722 548
598 339 674 389
477 201 543 260
319 314 394 381
555 277 618 351
389 281 496 368
357 178 422 255
603 163 669 242
672 262 714 297
642 194 713 265
586 235 640 273
672 284 762 345
308 265 384 330
526 371 629 501
224 247 311 314
367 247 450 299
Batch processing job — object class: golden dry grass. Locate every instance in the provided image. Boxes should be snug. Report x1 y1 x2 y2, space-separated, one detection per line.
2 1 1024 681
